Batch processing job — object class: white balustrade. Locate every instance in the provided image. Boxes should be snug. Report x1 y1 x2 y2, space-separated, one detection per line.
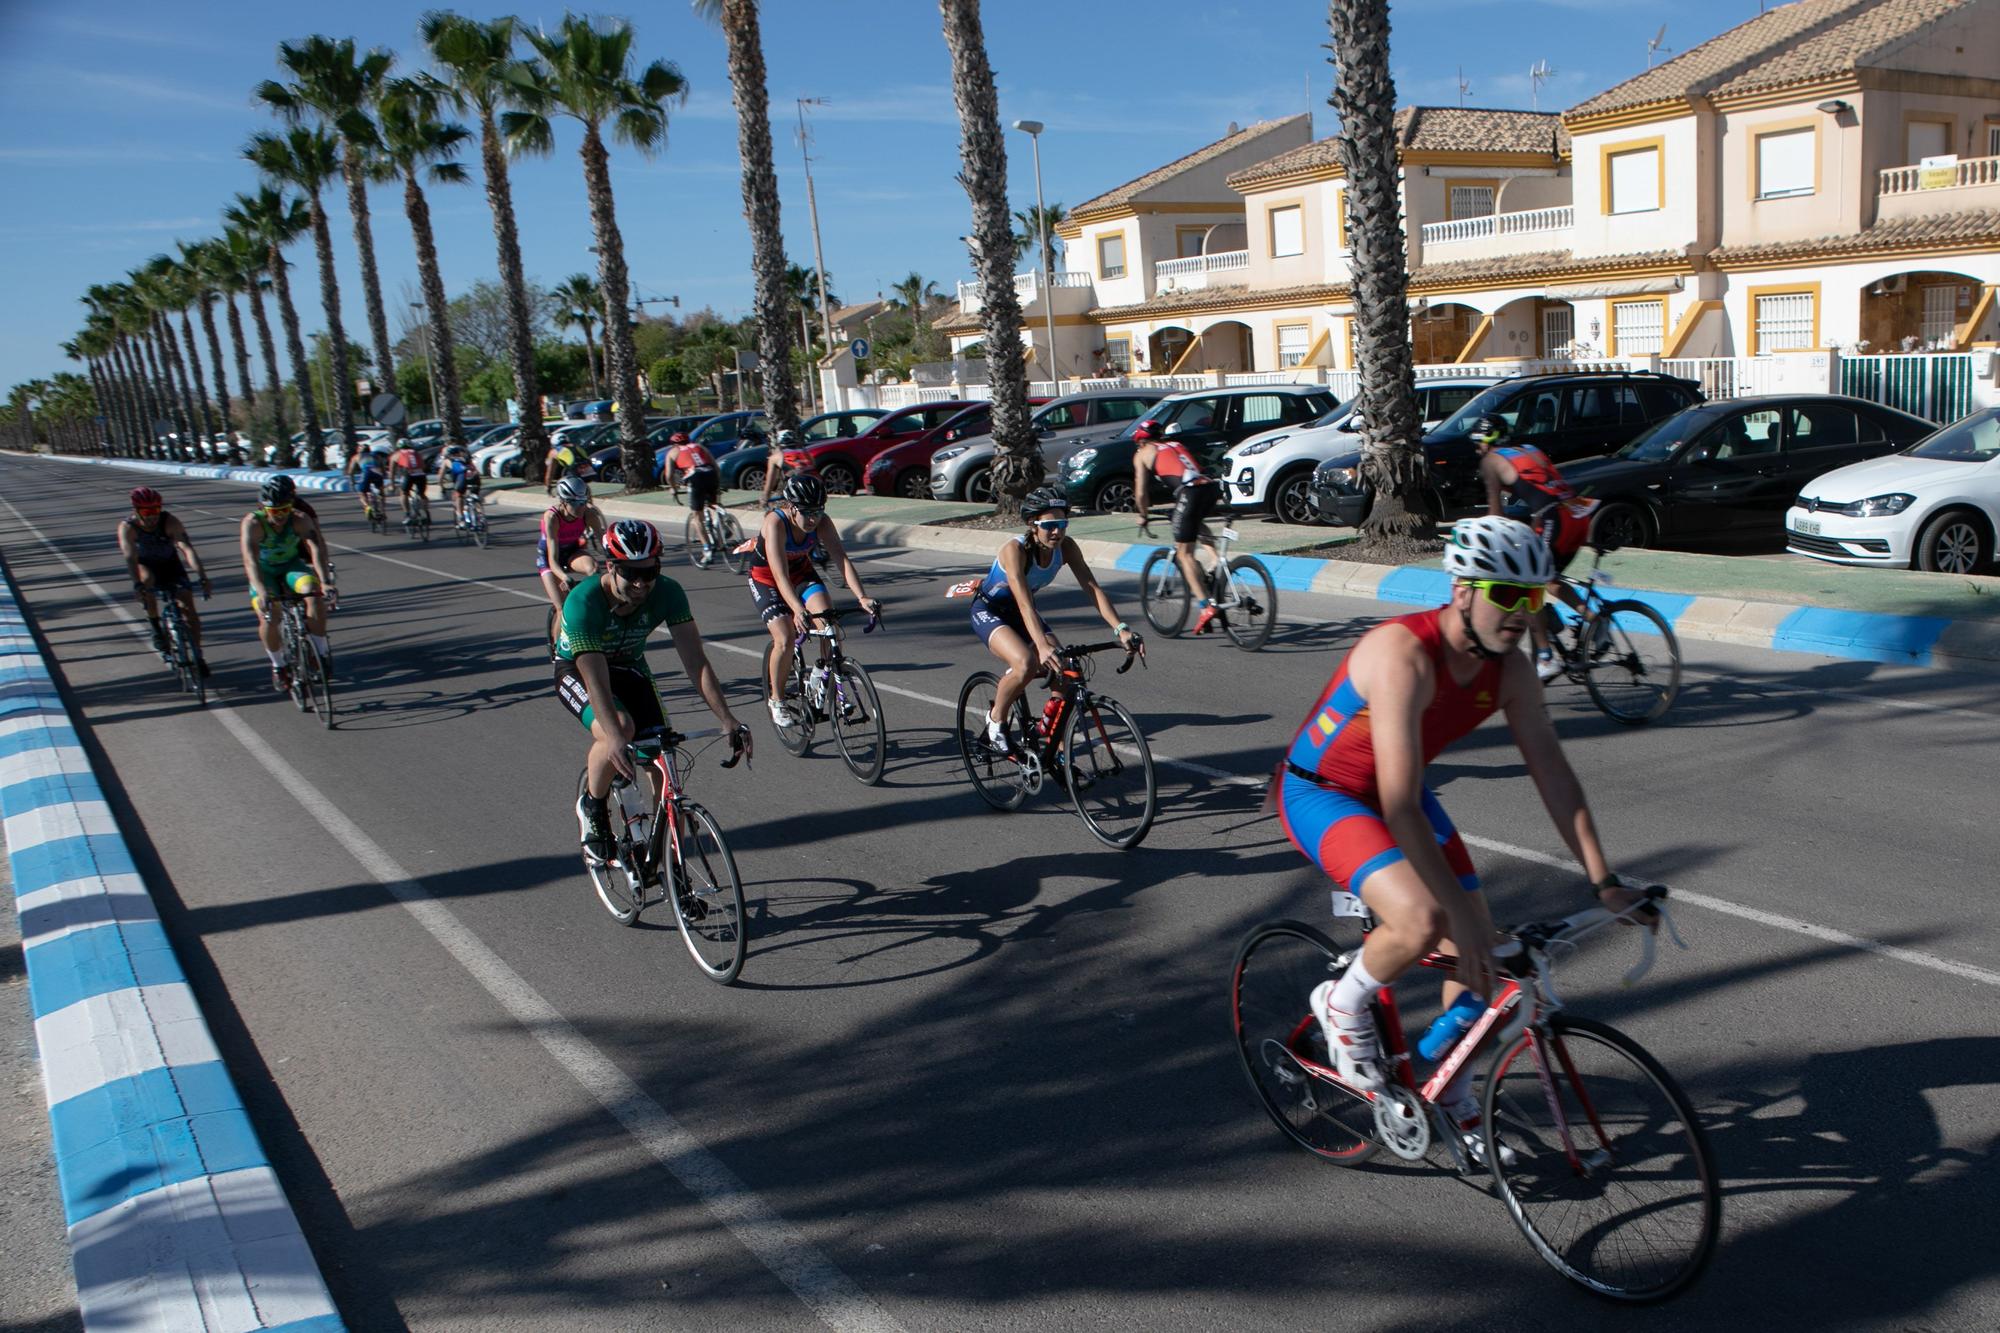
1419 205 1573 247
1879 155 2000 196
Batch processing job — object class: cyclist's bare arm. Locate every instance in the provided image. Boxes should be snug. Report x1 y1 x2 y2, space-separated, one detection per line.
1501 652 1618 892
116 523 142 584
237 515 264 599
760 449 784 506
816 521 876 610
1132 445 1155 527
165 515 206 582
1061 537 1136 645
667 620 749 755
998 538 1059 665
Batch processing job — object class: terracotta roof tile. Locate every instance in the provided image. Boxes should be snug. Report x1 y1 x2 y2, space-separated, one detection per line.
1710 207 2000 264
1087 282 1347 321
1069 115 1310 220
1711 0 1966 99
1405 248 1687 288
934 302 980 334
1227 108 1566 189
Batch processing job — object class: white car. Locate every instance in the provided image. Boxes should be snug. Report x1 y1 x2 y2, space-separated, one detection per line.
1222 378 1496 524
1786 405 2000 574
472 428 522 475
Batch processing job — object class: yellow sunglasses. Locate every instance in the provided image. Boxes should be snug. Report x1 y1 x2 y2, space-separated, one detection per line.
1467 580 1546 614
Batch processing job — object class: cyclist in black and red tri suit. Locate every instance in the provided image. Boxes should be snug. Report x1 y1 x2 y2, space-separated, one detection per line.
1473 414 1601 681
1135 425 1226 634
748 473 880 728
118 486 212 675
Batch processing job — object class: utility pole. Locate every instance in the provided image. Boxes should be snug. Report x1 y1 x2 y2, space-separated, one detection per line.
797 98 838 404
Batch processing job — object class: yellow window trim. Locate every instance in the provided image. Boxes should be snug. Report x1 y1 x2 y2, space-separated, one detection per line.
1096 230 1129 280
1748 116 1822 202
1744 282 1821 356
1174 224 1209 258
1599 135 1667 217
1265 198 1306 259
1606 296 1667 357
1952 285 1996 350
1275 320 1311 367
1444 178 1500 221
1901 109 1957 160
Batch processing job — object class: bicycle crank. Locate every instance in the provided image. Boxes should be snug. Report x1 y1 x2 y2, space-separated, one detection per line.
1373 1085 1432 1161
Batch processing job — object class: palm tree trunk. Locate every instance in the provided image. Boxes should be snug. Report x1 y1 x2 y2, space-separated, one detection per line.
154 314 198 444
225 291 257 412
343 152 397 412
91 354 123 453
939 0 1037 510
140 330 175 439
115 338 148 452
582 324 601 395
403 169 468 448
578 124 649 486
246 279 286 440
181 307 219 444
1328 0 1430 547
83 360 111 453
307 191 353 467
107 352 138 453
269 243 321 466
478 108 547 473
721 0 799 436
199 295 233 438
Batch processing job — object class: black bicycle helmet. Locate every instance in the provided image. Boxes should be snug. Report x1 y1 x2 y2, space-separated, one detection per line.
740 421 768 442
1468 414 1507 447
260 475 297 506
783 473 827 509
1019 485 1070 523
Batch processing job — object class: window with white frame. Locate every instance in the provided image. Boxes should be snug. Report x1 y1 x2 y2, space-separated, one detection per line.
1756 127 1815 198
1104 336 1131 372
1276 324 1310 368
1269 205 1304 258
1608 146 1660 214
1612 301 1665 355
1754 292 1814 352
1449 185 1496 219
1905 120 1949 166
1097 233 1126 280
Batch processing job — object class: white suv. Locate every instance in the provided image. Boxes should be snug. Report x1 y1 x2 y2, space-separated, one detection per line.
1222 378 1495 524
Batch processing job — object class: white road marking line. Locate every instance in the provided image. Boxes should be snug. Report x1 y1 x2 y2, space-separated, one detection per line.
0 493 904 1333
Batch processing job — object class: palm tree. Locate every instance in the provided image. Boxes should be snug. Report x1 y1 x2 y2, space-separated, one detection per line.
1012 202 1067 278
70 326 119 453
938 0 1036 509
1328 0 1429 549
181 240 234 439
552 272 604 394
246 126 349 466
132 259 201 447
214 228 266 414
376 75 472 445
693 0 798 438
257 37 400 417
226 185 321 462
423 11 549 475
124 284 179 443
506 15 688 487
85 284 151 451
160 254 220 446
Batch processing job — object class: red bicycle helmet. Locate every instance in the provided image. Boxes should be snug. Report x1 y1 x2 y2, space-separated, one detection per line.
129 486 163 514
603 519 662 564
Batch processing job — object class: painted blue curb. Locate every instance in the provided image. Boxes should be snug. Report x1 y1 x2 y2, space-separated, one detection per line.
1772 606 1950 665
55 455 355 493
0 556 345 1328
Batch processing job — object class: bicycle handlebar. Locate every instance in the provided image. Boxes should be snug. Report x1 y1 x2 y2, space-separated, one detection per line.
1496 883 1682 1021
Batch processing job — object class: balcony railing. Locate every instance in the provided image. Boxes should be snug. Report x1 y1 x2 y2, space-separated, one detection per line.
955 269 1093 313
1879 154 2000 196
1153 249 1249 290
1419 205 1574 247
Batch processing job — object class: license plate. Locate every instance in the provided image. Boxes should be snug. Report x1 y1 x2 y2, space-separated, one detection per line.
1793 517 1822 536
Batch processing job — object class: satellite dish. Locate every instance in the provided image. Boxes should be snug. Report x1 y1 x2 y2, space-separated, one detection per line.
369 392 408 427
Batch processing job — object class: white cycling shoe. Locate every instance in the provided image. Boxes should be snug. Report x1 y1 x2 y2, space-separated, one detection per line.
1310 980 1387 1097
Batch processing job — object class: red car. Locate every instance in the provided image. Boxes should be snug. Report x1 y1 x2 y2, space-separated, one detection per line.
782 400 977 494
863 398 1052 497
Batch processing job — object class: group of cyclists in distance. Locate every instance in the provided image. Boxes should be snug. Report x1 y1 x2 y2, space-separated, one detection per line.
115 405 1646 1165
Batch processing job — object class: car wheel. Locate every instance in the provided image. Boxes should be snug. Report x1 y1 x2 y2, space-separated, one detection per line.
820 462 859 495
895 469 929 499
963 467 993 503
1092 479 1136 513
739 463 766 493
1592 501 1653 551
1271 469 1321 526
1914 508 1991 575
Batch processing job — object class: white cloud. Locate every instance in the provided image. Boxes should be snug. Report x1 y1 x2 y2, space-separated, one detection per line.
68 69 250 114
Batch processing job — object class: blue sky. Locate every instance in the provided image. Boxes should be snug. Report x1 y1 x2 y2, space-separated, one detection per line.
0 0 1766 387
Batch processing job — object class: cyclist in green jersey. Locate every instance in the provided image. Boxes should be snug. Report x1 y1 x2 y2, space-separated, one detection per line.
240 475 336 692
554 519 751 860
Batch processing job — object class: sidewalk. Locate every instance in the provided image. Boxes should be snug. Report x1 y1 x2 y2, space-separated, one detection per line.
38 453 2000 673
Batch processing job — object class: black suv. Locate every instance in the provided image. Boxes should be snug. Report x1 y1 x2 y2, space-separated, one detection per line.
1308 371 1703 526
1060 385 1338 512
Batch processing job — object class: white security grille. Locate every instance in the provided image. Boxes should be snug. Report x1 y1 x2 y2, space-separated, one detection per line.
1613 301 1665 355
1449 185 1495 219
1922 286 1958 347
1541 305 1574 356
1277 324 1309 368
1754 292 1814 351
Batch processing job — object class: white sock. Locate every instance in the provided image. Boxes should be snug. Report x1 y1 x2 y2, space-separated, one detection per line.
309 634 330 656
1327 954 1388 1036
266 649 285 668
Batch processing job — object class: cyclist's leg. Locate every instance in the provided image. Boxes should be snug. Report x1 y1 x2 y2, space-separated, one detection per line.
173 579 202 648
248 576 284 659
285 566 328 637
133 562 161 621
556 659 636 800
975 599 1040 729
1169 485 1209 594
752 583 797 702
565 549 598 581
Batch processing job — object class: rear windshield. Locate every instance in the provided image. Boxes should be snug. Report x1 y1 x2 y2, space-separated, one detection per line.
1907 410 2000 462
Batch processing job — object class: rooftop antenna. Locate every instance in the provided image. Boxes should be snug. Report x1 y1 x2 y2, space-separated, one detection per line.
1456 66 1471 108
1647 24 1671 68
1529 59 1555 111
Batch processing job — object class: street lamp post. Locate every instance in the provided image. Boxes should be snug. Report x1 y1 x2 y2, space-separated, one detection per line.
1012 119 1061 392
410 302 438 418
797 99 838 405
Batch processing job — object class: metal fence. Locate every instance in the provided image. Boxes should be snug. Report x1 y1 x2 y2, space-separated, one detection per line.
1838 353 1977 423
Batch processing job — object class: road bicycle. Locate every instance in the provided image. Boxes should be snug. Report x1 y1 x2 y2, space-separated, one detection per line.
275 590 334 729
683 499 748 574
362 489 387 535
454 488 491 548
152 582 208 707
401 488 432 543
1137 520 1277 651
955 639 1156 849
762 607 888 785
578 725 751 984
1232 883 1717 1303
1546 547 1682 724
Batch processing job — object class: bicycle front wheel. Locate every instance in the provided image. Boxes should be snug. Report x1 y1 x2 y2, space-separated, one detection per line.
472 507 490 548
955 671 1029 811
578 769 649 925
1231 921 1378 1164
1138 548 1189 636
1484 1014 1720 1303
1220 555 1277 652
828 657 887 785
669 799 747 984
301 636 333 728
715 510 749 574
683 511 714 568
1060 693 1156 849
1580 600 1681 725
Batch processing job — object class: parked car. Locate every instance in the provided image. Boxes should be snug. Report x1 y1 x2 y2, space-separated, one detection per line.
405 416 490 443
1309 371 1704 526
783 400 977 494
1786 404 2000 574
802 408 889 443
1224 378 1494 525
864 397 1053 498
930 390 1163 502
1059 385 1337 513
1562 395 1935 551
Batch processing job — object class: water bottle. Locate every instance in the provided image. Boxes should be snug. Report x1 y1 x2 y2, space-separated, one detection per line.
1417 993 1486 1062
1035 692 1063 738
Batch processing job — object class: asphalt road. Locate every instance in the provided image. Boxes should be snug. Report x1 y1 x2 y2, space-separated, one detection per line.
3 453 1996 1333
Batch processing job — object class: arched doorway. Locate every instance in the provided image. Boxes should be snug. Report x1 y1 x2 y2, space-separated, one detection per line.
1410 301 1482 363
1148 326 1194 376
1179 319 1254 374
1857 270 1983 352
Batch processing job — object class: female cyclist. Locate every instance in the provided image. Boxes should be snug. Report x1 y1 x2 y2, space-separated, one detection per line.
749 473 880 727
538 475 606 649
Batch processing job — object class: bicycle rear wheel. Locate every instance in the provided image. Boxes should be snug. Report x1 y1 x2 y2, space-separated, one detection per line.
828 657 887 785
1581 600 1681 725
1484 1014 1719 1302
683 511 715 568
669 799 747 984
171 613 205 707
1231 921 1378 1164
300 636 333 728
715 510 749 574
1060 693 1156 849
955 671 1030 811
761 641 813 756
1138 548 1189 636
578 769 651 925
1220 556 1277 652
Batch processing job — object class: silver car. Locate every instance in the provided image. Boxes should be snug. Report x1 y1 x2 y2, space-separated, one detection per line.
929 389 1164 502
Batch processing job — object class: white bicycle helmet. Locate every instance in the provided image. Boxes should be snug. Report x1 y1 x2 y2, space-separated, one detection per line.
555 475 591 505
1442 515 1553 584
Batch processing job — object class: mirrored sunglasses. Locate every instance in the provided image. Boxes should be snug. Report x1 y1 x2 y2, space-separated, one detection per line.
1469 580 1545 614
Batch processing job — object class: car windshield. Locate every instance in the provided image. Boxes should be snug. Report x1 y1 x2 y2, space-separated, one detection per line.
1906 411 2000 462
1432 384 1520 436
1616 410 1711 462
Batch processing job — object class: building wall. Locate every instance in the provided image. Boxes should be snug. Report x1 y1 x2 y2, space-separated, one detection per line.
1568 114 1703 258
1719 101 1862 245
1239 179 1338 292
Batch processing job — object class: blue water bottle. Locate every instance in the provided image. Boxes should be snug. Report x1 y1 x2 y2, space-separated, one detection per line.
1417 993 1486 1062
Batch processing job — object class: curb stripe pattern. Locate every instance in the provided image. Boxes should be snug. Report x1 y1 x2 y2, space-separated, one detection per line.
0 558 344 1329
